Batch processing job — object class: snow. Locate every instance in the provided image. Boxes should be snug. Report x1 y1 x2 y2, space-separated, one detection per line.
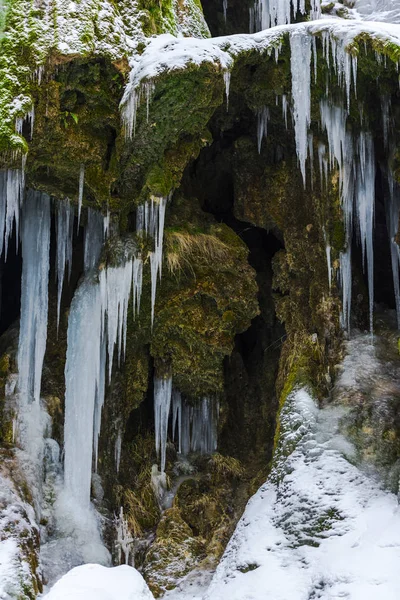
204 387 400 600
42 564 154 600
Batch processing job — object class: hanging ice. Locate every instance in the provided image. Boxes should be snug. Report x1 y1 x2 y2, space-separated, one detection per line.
257 106 269 154
64 275 105 508
84 208 104 273
154 375 172 473
355 133 375 333
64 255 139 506
17 190 51 405
121 81 155 139
103 261 133 379
223 71 231 111
223 0 228 22
132 256 143 317
55 199 74 329
180 397 218 456
0 169 24 258
250 0 320 33
136 196 168 326
290 30 312 186
78 164 85 228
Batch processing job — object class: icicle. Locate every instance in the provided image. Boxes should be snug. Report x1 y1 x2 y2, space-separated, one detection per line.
355 133 375 333
323 229 332 291
223 71 231 111
64 276 104 507
282 94 288 129
104 209 110 238
115 428 123 473
84 207 104 273
317 143 328 191
172 390 182 454
257 106 269 154
17 191 51 404
78 164 84 228
55 199 74 329
154 375 173 473
290 30 312 186
340 248 352 332
132 255 143 317
223 0 228 22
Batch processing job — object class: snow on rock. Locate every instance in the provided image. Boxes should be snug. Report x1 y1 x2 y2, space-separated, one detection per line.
204 387 400 600
43 564 154 600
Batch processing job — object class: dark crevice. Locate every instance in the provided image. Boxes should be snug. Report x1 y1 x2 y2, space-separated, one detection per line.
181 114 285 469
0 228 22 337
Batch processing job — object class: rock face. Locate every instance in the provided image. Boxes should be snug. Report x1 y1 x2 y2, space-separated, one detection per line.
1 0 400 597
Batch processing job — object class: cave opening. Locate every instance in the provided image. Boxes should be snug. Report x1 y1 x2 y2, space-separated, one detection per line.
180 108 285 471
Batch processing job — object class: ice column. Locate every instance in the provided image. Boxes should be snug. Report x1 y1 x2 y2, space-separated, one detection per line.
17 191 51 405
250 0 319 32
55 199 74 329
154 376 172 473
137 196 167 326
290 30 312 186
64 276 104 508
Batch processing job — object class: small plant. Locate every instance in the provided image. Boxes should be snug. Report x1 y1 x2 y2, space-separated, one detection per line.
60 111 79 129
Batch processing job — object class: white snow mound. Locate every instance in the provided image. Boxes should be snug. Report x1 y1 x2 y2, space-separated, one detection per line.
42 564 155 600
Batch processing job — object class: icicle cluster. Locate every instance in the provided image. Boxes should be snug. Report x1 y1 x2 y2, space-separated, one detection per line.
17 191 51 404
154 379 218 473
172 391 218 457
0 169 24 258
115 507 134 566
319 101 375 333
63 209 160 505
136 196 167 325
154 376 173 474
250 0 320 33
121 81 155 139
